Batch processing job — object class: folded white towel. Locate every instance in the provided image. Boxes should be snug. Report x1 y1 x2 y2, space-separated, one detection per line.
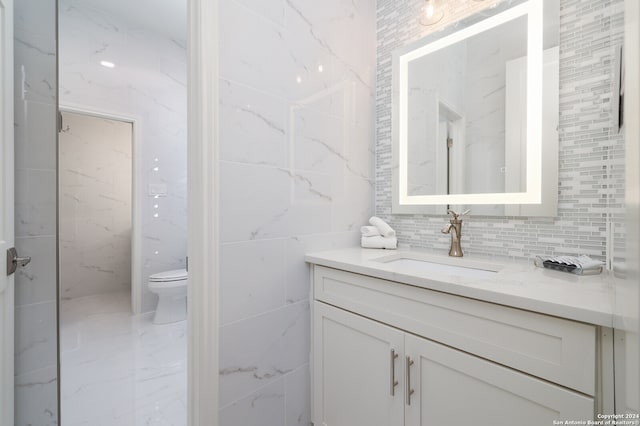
360 225 381 237
361 236 397 250
369 216 396 237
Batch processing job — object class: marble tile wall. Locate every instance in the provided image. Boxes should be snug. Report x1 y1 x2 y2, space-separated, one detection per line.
218 0 376 424
13 0 59 424
376 0 626 261
59 111 133 299
59 0 187 312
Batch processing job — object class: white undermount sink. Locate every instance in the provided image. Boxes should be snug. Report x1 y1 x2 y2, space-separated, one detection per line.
374 253 501 280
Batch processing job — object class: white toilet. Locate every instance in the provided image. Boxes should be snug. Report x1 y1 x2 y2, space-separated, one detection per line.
148 268 188 324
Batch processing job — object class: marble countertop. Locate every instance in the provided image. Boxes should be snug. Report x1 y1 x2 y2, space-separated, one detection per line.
305 247 614 327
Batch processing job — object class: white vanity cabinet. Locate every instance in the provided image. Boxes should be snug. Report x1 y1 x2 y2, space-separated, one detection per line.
313 303 405 426
404 333 593 426
311 265 601 426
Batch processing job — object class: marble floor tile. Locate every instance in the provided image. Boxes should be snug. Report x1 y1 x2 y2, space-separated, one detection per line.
60 292 186 426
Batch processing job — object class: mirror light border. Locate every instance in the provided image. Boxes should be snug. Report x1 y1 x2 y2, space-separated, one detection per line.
397 1 543 205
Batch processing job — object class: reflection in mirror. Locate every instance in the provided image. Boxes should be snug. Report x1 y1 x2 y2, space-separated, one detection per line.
393 0 560 217
407 15 528 198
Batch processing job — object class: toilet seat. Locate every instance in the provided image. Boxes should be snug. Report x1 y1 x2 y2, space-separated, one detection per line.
149 269 188 283
148 279 187 290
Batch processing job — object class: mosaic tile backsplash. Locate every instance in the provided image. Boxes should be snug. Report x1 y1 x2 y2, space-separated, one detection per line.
376 0 625 261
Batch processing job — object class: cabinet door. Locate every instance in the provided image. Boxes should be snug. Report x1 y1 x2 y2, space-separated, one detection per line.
404 335 594 426
313 302 405 426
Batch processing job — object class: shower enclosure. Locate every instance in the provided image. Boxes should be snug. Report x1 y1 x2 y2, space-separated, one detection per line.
13 0 59 423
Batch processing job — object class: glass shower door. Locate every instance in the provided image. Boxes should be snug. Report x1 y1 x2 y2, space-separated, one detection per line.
13 0 59 424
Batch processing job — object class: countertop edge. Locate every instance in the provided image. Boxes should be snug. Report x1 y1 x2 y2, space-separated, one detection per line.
305 251 614 328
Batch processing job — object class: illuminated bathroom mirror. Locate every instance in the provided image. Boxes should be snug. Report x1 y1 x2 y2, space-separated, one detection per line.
392 0 560 216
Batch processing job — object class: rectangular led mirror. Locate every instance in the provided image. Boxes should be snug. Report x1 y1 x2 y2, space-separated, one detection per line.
392 0 559 216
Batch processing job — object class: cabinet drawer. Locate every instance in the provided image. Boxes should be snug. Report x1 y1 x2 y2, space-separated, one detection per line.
313 265 596 395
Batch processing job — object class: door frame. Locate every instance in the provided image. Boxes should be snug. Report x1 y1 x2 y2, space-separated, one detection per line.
55 0 220 424
615 0 640 414
187 0 219 423
57 105 142 313
1 0 14 423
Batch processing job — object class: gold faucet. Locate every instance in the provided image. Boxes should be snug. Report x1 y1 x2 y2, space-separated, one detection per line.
441 209 469 257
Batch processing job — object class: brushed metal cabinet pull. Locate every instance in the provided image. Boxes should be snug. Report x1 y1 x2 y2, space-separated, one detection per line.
390 349 399 395
406 356 415 406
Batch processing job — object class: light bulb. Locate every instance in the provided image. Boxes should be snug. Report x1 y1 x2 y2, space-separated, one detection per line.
420 0 444 26
425 4 434 18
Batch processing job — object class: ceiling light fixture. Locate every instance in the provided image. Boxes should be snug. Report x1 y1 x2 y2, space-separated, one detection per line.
420 0 444 26
100 60 115 68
